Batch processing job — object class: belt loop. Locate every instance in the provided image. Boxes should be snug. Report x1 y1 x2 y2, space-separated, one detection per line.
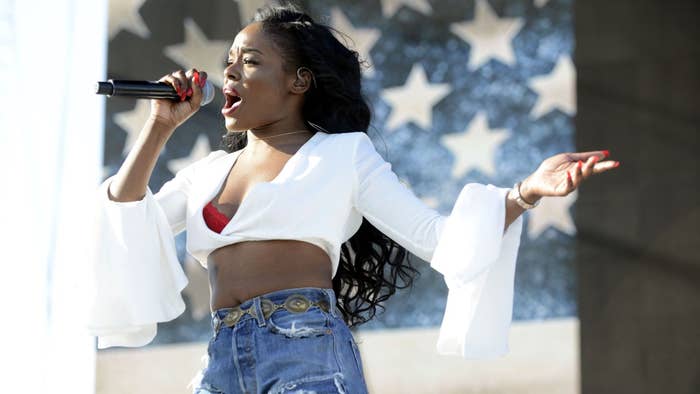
323 288 338 318
211 311 219 334
253 297 266 327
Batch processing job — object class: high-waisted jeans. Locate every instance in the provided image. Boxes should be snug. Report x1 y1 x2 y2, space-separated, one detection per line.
190 287 370 394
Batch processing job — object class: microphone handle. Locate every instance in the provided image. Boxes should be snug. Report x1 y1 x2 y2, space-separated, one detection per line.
96 80 180 100
95 79 215 105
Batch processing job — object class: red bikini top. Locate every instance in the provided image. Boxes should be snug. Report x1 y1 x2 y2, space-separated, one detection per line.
202 200 231 233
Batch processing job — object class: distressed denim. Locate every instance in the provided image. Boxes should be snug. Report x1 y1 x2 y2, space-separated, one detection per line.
190 287 370 394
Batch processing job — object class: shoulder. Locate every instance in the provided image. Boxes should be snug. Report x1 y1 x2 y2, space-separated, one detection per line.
314 131 375 162
319 131 371 150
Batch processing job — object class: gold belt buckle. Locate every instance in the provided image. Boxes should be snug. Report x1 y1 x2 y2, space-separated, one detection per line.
265 294 332 316
261 298 278 320
285 294 312 313
215 305 257 332
215 294 332 332
222 307 244 327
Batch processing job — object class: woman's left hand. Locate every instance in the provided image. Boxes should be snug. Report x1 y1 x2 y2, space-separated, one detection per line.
520 150 620 202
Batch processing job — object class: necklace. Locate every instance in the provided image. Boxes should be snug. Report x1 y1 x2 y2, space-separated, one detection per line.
248 129 311 141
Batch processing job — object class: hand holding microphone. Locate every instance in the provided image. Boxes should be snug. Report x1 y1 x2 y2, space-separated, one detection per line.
96 68 213 130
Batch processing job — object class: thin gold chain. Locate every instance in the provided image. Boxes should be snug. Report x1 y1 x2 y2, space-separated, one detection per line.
249 130 311 141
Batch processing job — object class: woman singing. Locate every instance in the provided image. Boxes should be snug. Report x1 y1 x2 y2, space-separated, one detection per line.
87 3 618 393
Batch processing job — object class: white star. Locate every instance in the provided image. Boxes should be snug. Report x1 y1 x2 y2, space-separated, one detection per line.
528 54 577 118
526 189 578 239
108 0 150 40
534 0 550 8
167 133 212 175
113 99 151 157
163 18 230 87
329 7 381 77
182 255 211 321
440 111 511 178
380 0 433 18
450 0 524 70
380 64 451 131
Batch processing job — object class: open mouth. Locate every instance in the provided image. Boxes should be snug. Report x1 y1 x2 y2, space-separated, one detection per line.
223 93 241 109
222 89 242 116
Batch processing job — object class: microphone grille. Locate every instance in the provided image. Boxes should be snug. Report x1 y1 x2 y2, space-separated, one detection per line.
201 80 215 106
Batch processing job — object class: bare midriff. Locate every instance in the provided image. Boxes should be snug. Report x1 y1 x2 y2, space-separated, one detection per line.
206 133 333 312
207 241 333 311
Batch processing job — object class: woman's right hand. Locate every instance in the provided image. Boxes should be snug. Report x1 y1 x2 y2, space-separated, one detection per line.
149 68 208 130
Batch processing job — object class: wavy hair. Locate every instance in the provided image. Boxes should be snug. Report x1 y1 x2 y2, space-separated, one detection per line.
218 2 421 328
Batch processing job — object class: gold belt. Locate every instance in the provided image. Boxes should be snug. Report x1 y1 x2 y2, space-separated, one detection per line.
212 293 331 333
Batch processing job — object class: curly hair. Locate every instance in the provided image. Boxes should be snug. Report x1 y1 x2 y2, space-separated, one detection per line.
218 2 421 328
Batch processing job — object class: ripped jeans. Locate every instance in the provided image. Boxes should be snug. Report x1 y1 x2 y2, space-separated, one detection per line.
190 287 370 394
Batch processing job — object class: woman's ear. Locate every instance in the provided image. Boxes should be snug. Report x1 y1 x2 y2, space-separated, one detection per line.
290 67 314 95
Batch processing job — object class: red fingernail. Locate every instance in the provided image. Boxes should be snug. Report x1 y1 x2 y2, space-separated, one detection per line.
578 160 583 169
602 150 610 158
613 161 620 168
592 156 599 163
567 171 572 182
187 87 193 96
193 71 200 85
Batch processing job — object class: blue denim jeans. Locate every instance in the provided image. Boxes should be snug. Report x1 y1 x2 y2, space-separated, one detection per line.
190 287 370 394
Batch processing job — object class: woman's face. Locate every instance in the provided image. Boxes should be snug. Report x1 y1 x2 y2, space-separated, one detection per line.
222 22 300 132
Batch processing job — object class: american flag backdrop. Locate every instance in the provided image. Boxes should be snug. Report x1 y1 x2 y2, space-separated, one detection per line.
102 0 576 346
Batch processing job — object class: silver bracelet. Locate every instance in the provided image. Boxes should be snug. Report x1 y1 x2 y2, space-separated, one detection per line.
511 181 540 209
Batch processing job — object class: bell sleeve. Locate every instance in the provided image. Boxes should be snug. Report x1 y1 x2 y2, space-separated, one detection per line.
351 132 524 359
85 150 226 349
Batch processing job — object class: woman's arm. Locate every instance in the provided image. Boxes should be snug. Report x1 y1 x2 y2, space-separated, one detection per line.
503 176 540 233
109 67 209 202
107 117 174 202
502 151 620 233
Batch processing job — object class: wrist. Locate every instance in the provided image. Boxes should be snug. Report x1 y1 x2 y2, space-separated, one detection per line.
519 177 541 204
144 117 178 143
147 114 178 132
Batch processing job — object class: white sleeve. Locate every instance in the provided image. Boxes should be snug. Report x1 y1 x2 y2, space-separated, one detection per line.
351 132 524 359
351 132 444 262
85 150 227 349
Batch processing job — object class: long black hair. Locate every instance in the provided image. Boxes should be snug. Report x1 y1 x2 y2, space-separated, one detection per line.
219 2 421 328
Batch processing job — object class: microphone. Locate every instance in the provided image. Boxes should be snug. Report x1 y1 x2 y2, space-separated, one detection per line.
95 79 215 106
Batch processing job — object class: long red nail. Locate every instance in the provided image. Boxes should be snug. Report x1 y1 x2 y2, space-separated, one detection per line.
578 160 583 169
567 171 572 182
613 161 620 168
186 87 193 96
602 150 610 158
193 71 200 85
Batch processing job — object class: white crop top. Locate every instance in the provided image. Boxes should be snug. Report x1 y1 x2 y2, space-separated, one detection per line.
85 130 524 359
